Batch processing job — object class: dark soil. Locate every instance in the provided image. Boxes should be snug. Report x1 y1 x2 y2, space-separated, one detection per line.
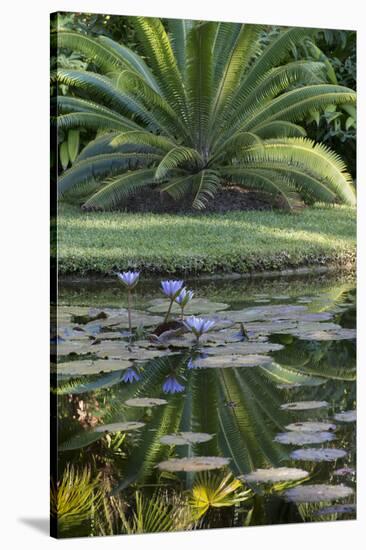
119 186 277 214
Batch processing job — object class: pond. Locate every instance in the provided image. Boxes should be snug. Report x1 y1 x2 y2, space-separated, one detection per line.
52 274 356 537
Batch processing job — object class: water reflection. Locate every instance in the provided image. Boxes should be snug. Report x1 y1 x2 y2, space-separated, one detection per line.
53 275 356 537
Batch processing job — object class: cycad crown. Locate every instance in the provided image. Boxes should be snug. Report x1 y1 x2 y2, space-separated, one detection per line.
52 18 356 210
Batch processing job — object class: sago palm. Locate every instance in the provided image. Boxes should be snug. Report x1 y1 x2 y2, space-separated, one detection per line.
52 18 356 210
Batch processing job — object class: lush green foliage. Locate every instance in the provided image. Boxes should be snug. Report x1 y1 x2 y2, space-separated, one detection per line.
56 204 356 275
52 18 356 210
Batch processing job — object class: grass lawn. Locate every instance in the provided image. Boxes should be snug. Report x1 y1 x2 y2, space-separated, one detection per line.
55 204 356 276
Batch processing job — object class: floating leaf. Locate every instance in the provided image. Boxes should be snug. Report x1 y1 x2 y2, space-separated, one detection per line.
148 298 229 315
281 401 329 411
204 342 284 355
296 329 356 341
156 456 230 472
333 467 355 477
54 341 92 357
285 422 336 432
57 359 131 375
125 397 167 407
160 432 213 446
290 448 347 462
59 431 103 451
94 421 145 433
315 504 356 516
240 467 309 484
94 341 167 360
334 410 356 422
274 431 335 445
283 484 353 503
193 354 272 369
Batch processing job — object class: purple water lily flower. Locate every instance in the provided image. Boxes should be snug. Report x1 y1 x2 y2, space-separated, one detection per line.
187 358 199 370
117 271 140 288
175 288 194 306
162 376 185 394
122 368 140 383
184 316 216 340
161 280 184 299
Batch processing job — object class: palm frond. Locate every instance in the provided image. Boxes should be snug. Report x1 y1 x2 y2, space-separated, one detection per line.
191 169 221 210
254 121 307 139
82 168 157 209
242 138 356 205
155 146 203 180
167 19 194 76
58 153 160 197
185 21 216 152
133 17 187 118
244 84 356 130
51 464 101 531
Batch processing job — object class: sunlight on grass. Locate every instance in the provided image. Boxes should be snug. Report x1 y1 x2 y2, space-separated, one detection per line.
56 204 356 275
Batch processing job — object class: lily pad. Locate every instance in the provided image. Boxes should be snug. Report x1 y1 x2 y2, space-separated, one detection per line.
204 341 284 355
94 421 145 433
285 422 337 433
290 448 347 462
240 467 309 484
86 309 163 330
334 467 355 477
125 397 167 407
54 341 92 357
224 305 308 323
283 484 354 503
148 298 229 315
156 456 230 472
56 359 132 375
94 341 167 361
160 432 213 445
281 401 329 411
193 354 272 369
315 504 356 516
334 410 356 422
296 329 356 341
274 431 335 445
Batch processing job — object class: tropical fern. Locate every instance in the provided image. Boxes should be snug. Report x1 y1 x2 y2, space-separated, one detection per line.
54 18 356 209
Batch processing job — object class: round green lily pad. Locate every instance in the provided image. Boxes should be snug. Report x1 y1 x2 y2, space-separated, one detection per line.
194 354 272 369
160 432 213 446
125 397 167 407
281 401 329 411
285 422 337 433
94 421 145 433
148 298 229 315
55 341 92 357
290 448 347 462
156 456 230 472
241 467 309 484
274 431 335 445
315 504 356 516
283 484 353 503
56 359 131 375
334 410 356 422
204 341 284 355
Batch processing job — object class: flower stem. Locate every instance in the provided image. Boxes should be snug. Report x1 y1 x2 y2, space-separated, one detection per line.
164 298 174 323
181 307 184 321
127 289 132 336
